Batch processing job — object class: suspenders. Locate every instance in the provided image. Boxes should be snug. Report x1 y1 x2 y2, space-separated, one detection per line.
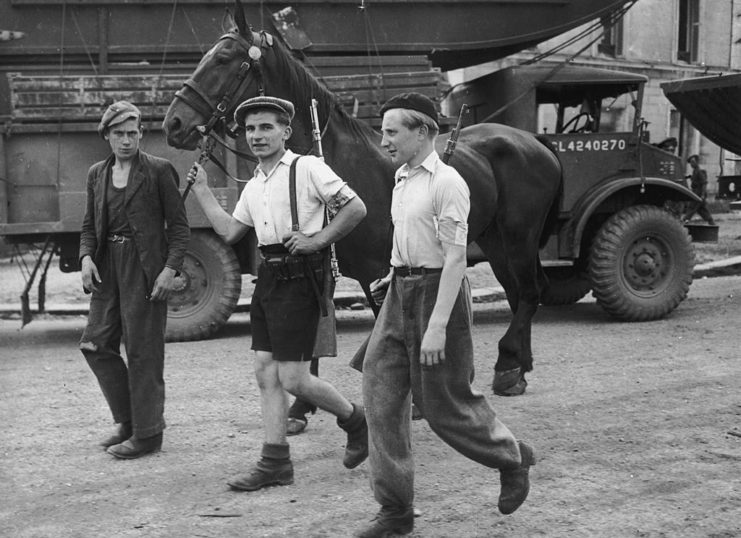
289 156 301 232
288 156 328 316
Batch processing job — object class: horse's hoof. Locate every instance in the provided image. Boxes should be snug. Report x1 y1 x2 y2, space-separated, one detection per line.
493 368 528 396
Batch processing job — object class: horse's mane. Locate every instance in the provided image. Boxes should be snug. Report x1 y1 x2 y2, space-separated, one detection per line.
265 34 381 145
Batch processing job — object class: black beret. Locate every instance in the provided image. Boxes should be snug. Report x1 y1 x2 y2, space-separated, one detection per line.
234 96 295 126
98 101 141 139
379 92 439 126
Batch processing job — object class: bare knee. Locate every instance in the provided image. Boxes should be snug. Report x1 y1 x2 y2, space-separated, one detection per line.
278 363 309 395
254 351 283 392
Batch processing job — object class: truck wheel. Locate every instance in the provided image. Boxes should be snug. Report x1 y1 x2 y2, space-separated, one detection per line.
166 230 242 342
589 205 694 321
540 266 591 305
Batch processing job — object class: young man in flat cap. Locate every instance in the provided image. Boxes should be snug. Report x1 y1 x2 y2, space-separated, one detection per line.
188 95 368 491
79 100 190 459
355 93 535 537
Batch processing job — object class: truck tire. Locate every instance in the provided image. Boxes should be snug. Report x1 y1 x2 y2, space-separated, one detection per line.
166 230 242 342
588 205 694 321
540 266 591 305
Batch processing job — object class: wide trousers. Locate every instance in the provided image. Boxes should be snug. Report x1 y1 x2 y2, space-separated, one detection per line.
79 239 167 438
362 273 521 517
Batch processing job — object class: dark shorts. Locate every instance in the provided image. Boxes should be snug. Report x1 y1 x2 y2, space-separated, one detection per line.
250 258 321 362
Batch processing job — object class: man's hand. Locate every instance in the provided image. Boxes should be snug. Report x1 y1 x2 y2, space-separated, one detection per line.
150 267 177 301
420 325 446 366
81 256 101 293
370 276 391 306
282 231 320 256
186 162 208 191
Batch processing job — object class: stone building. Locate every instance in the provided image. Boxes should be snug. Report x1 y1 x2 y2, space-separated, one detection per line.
450 0 741 196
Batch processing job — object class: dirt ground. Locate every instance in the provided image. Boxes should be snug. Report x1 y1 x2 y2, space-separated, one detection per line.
1 213 741 538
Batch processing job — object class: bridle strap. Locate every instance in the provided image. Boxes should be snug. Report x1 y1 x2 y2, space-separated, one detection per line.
174 31 266 137
175 30 271 171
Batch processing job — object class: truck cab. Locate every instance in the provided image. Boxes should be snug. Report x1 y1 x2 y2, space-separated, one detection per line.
445 65 707 320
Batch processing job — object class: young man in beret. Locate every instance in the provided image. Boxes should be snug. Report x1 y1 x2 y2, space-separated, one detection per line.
79 100 190 459
188 96 368 491
356 92 535 537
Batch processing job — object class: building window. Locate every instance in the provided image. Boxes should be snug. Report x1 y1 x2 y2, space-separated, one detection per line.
599 15 624 57
677 0 700 62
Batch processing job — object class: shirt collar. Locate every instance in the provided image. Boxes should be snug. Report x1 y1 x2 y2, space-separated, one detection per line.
254 149 296 182
394 150 439 183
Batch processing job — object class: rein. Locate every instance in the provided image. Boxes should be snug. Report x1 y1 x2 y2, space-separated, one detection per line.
178 28 335 192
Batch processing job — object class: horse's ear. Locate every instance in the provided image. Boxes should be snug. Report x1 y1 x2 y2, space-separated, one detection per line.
222 8 237 33
234 0 248 34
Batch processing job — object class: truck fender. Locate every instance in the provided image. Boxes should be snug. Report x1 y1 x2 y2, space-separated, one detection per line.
566 176 700 260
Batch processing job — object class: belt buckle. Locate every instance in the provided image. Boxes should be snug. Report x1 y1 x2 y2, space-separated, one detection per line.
109 234 125 243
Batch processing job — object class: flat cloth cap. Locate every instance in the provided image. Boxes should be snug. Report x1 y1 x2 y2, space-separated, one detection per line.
380 92 439 126
234 96 295 126
98 101 141 138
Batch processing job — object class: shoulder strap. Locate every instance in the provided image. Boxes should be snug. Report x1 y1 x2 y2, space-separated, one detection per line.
289 156 302 231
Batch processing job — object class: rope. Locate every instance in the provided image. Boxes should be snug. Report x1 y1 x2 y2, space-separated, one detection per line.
54 1 67 211
521 1 636 66
157 0 179 78
360 1 387 108
182 6 205 55
478 1 637 125
70 8 98 75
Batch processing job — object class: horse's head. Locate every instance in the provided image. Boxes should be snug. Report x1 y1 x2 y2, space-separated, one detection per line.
164 1 270 150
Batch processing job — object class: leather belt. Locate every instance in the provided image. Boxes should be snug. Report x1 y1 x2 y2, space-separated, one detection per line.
394 266 443 277
107 234 132 243
260 251 325 266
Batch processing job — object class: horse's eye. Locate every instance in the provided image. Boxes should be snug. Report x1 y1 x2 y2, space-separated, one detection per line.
214 53 232 65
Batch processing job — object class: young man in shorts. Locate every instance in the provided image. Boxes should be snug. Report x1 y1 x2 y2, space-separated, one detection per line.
188 96 368 490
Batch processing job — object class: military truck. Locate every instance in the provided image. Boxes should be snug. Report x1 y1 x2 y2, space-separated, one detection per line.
1 0 704 339
445 64 713 320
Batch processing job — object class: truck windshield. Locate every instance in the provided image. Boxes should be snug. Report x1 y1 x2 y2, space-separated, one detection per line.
537 90 636 135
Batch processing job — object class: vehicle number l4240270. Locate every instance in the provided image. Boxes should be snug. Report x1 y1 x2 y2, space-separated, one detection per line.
553 138 627 152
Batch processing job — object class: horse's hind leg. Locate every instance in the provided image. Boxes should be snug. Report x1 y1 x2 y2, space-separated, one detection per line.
476 227 543 396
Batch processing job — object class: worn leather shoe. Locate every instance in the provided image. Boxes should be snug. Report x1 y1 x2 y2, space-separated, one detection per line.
286 417 308 436
338 403 368 469
100 422 132 449
107 432 162 460
227 463 294 492
498 440 536 514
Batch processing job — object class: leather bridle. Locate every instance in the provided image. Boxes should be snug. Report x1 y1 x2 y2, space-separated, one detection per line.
175 30 274 169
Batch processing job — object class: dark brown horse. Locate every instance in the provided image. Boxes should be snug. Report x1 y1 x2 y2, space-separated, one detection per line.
163 3 562 395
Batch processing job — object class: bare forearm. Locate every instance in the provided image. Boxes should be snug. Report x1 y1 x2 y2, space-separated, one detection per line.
192 185 244 244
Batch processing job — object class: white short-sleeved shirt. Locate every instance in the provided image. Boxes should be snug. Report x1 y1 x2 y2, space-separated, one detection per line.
390 150 470 268
232 149 355 246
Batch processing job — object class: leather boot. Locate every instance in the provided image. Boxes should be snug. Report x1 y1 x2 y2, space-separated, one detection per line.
287 398 317 436
354 507 414 538
100 422 132 448
498 440 536 514
107 432 162 460
227 443 294 492
338 403 368 469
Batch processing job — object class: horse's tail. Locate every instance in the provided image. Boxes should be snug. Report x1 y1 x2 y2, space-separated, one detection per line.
535 134 563 249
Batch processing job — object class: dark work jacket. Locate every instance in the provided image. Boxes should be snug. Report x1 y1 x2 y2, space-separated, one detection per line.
79 151 190 291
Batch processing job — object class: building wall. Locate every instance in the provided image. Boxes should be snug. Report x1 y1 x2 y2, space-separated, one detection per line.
449 0 741 193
